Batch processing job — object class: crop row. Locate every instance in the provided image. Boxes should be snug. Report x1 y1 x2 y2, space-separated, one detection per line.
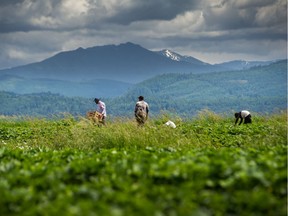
0 146 287 216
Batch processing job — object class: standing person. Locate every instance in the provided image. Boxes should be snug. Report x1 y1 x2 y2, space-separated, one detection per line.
94 98 107 125
135 96 149 126
234 110 252 125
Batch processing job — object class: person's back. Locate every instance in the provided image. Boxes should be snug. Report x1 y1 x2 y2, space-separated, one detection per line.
136 101 147 117
135 96 149 126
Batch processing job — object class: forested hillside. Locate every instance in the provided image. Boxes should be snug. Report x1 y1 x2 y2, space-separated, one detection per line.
110 60 287 116
0 60 286 117
0 92 94 117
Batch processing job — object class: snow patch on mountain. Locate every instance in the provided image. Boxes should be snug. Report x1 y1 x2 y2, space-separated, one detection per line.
156 49 210 66
162 49 181 61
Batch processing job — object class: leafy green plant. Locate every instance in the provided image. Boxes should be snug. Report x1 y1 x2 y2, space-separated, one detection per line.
0 112 286 215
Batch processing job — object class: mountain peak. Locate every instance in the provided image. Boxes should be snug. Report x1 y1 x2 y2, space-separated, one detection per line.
120 42 138 46
156 49 209 66
76 47 85 51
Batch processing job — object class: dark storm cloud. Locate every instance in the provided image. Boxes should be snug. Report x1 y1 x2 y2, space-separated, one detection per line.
0 0 23 7
1 0 200 33
204 0 287 31
100 0 201 24
0 0 286 32
0 0 64 33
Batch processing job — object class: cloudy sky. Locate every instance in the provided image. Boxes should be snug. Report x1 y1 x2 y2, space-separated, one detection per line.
0 0 287 69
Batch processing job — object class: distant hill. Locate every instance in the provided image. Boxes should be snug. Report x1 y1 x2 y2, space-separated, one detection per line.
0 42 218 84
0 74 132 98
215 60 276 70
0 91 94 116
0 42 278 98
0 42 222 98
109 59 287 116
155 49 276 70
1 60 286 117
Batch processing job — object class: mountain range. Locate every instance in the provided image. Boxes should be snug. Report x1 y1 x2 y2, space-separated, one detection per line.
1 60 286 117
0 42 282 98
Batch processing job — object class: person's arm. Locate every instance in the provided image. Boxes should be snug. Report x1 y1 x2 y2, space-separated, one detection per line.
134 104 138 117
235 117 239 125
239 117 243 125
98 102 106 119
101 104 106 116
146 103 149 119
235 112 240 125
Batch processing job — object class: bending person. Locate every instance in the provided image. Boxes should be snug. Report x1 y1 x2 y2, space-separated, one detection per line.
235 110 252 125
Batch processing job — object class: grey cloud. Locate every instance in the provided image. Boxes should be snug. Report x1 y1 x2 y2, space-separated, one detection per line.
203 0 286 33
0 0 64 33
234 0 275 9
156 34 286 61
255 0 287 27
0 0 286 68
92 0 201 25
0 0 23 7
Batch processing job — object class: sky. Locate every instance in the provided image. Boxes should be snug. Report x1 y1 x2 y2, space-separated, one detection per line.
0 0 287 69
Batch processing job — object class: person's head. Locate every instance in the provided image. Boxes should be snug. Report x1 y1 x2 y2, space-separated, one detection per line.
138 96 144 101
94 98 100 104
234 112 240 118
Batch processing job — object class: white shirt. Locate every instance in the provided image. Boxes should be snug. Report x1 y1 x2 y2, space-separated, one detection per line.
135 101 149 113
241 110 250 118
97 101 107 117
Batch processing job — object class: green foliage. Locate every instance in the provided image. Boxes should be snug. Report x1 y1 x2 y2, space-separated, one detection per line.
0 112 287 215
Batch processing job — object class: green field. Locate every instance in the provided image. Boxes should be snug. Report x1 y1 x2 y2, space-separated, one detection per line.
0 111 287 216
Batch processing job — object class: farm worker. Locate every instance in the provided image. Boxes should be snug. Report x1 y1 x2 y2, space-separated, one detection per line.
94 98 107 125
234 110 252 125
134 96 149 126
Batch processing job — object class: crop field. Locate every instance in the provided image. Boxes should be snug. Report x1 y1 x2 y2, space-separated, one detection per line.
0 111 287 216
